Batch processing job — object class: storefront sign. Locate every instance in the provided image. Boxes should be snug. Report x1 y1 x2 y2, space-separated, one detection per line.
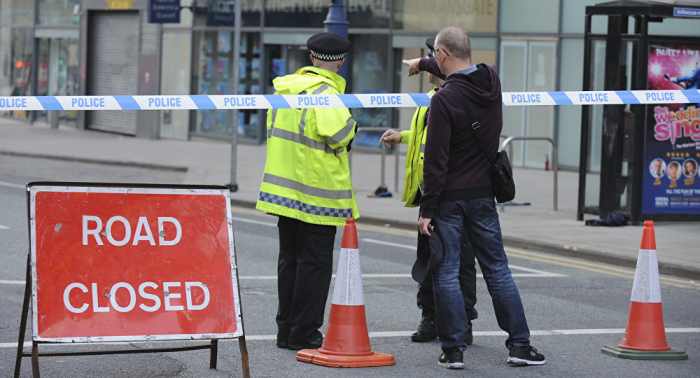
673 7 700 18
397 0 498 32
208 0 236 26
148 0 181 23
30 185 243 342
106 0 134 10
643 44 700 214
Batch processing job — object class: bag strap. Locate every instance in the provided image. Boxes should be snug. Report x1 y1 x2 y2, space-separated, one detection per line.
445 84 497 169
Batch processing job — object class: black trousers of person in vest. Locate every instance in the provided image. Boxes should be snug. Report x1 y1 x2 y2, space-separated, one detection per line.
276 215 337 349
417 229 479 322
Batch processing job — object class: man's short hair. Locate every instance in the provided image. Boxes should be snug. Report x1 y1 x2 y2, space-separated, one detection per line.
436 26 471 60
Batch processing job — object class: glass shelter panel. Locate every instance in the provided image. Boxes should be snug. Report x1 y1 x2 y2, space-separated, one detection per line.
558 38 584 169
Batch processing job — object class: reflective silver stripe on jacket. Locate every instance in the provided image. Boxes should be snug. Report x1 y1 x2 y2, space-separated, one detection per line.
269 108 278 130
263 173 353 200
327 117 355 146
267 128 344 155
299 84 330 136
420 143 425 154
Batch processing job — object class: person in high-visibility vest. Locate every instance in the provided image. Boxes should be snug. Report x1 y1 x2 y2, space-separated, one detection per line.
379 38 478 347
256 32 359 351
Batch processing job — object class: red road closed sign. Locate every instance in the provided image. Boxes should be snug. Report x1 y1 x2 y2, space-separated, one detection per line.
29 184 243 342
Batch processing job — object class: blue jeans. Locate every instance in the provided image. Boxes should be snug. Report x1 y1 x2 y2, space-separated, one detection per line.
431 198 530 352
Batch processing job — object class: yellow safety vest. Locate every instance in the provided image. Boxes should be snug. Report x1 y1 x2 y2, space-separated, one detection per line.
401 88 437 208
256 66 359 226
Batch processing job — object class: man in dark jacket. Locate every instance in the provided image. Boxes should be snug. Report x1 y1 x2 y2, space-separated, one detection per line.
408 26 545 369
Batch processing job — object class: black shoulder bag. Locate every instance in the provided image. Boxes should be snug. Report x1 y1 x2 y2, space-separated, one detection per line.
445 84 515 203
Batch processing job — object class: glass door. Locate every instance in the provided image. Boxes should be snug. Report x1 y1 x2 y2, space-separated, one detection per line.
499 40 557 168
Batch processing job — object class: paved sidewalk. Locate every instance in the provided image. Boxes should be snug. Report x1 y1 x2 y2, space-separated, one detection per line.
1 118 698 279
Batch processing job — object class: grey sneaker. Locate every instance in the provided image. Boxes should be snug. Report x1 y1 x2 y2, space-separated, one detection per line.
507 345 545 366
438 349 465 369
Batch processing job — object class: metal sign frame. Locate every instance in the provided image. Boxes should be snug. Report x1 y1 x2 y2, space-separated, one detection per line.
14 182 250 378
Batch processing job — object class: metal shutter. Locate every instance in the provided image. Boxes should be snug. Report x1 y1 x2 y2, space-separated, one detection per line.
87 11 139 135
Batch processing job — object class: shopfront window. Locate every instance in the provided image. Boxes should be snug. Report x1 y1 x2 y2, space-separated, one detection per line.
349 34 389 151
1 0 35 26
38 0 80 26
35 37 80 126
193 31 261 140
0 28 33 118
393 0 497 32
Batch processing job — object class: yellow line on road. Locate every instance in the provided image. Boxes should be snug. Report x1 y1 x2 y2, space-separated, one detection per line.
230 206 700 290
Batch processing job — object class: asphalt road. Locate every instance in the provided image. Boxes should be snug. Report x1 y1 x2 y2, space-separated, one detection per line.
1 155 699 377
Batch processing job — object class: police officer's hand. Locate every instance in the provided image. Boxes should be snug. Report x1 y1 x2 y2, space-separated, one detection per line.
403 58 422 77
379 129 402 147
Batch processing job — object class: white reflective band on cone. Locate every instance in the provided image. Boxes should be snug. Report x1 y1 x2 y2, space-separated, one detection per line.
332 248 364 306
630 249 662 303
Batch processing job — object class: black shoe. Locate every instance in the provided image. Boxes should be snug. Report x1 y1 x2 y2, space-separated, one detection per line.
507 345 546 366
410 315 437 342
460 322 473 346
276 340 288 349
287 337 323 351
438 349 465 369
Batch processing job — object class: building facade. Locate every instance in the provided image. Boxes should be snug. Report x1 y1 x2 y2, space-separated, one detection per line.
0 0 697 170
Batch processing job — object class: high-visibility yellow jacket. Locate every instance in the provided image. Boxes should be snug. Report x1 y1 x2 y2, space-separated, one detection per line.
256 66 359 226
400 88 437 208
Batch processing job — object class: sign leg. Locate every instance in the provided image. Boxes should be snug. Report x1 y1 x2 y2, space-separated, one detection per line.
239 336 250 378
209 339 218 369
31 342 40 378
14 254 32 378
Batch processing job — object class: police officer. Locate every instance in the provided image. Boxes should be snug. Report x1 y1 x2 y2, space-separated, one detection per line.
380 38 478 346
256 32 359 351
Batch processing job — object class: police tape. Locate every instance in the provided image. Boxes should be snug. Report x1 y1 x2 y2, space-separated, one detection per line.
0 90 698 111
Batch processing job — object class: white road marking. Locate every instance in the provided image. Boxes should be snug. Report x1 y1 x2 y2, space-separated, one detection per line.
0 280 24 285
0 180 24 189
2 328 699 348
0 224 9 230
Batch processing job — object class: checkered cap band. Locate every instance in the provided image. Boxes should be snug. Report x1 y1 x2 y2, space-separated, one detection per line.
310 50 345 61
259 192 352 218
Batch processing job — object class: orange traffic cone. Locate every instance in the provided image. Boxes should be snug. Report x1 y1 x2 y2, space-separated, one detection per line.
601 221 687 360
297 218 395 368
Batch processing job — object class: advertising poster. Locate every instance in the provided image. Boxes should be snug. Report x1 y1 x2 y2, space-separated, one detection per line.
216 82 228 95
217 58 229 78
218 31 231 53
202 58 212 78
643 44 700 214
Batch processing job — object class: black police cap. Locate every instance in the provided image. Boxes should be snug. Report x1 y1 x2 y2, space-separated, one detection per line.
307 32 351 61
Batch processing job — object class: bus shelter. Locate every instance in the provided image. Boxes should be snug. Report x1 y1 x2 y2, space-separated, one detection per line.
578 0 700 223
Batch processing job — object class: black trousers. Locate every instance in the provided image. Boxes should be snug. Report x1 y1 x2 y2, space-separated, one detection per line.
416 229 478 322
276 216 337 347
